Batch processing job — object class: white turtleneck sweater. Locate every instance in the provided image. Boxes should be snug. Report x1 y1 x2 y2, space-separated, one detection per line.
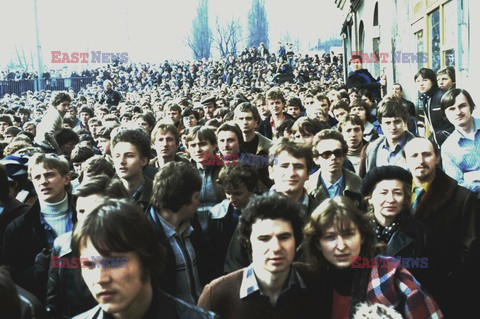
40 194 69 237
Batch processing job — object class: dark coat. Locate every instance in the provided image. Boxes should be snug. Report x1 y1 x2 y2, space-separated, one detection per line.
2 196 75 300
412 169 480 317
346 69 381 99
258 113 294 140
0 197 29 260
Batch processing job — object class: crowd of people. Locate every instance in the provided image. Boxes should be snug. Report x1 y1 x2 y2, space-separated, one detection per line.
0 44 478 319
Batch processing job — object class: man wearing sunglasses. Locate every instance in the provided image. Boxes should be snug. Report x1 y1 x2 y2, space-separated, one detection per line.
305 129 363 206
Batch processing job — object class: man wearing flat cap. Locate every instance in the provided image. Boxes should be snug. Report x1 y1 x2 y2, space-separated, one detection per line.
201 96 216 121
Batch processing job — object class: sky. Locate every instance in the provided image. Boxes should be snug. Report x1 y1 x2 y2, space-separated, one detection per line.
0 0 342 70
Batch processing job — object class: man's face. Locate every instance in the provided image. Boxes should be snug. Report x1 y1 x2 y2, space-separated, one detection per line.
166 110 181 124
350 59 362 71
154 131 177 160
224 184 253 210
0 121 10 134
293 132 315 147
416 75 433 94
342 122 363 149
56 101 70 117
97 137 111 155
267 99 285 116
89 122 101 138
315 139 345 176
20 112 30 123
405 139 439 183
444 93 473 129
381 117 405 142
76 194 104 224
60 141 77 157
437 74 453 91
69 108 77 118
24 124 36 136
304 97 315 108
217 130 240 157
332 108 348 123
188 136 216 164
183 114 198 129
135 119 152 133
235 111 257 135
269 151 309 196
80 112 91 125
250 218 296 275
349 106 367 123
256 102 270 117
112 142 147 181
287 106 302 118
203 103 215 118
317 98 330 114
104 82 113 91
31 165 69 203
80 240 150 317
392 85 403 97
319 223 362 269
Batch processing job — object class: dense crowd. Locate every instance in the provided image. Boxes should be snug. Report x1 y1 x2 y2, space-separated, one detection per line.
0 44 478 319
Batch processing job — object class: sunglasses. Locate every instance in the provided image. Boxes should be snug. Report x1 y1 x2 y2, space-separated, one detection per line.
318 149 344 159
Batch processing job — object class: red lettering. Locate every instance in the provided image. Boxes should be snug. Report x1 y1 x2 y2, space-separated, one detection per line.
61 258 71 269
70 257 79 268
361 257 370 268
61 52 71 63
379 52 389 63
351 256 362 268
79 52 89 63
51 51 61 63
201 153 212 166
362 53 372 63
51 256 61 268
71 52 79 63
80 257 89 268
370 257 378 268
370 53 379 63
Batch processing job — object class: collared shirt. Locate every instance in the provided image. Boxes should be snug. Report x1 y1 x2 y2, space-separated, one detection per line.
442 117 480 194
155 210 202 305
376 135 408 168
239 264 306 301
269 187 310 217
322 175 344 199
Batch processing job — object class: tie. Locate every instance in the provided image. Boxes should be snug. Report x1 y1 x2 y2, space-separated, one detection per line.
412 187 425 211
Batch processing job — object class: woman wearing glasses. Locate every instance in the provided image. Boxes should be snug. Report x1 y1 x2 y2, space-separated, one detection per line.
303 196 443 318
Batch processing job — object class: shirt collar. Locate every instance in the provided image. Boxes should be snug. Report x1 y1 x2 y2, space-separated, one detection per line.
381 134 407 152
156 211 193 239
239 264 306 299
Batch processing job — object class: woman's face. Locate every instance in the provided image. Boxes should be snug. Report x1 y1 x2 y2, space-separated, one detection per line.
370 179 405 223
319 222 363 269
437 74 453 91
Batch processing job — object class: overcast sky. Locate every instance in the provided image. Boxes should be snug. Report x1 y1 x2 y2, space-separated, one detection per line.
0 0 342 69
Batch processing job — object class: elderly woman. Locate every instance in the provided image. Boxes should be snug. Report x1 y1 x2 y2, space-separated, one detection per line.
303 196 442 319
361 166 427 260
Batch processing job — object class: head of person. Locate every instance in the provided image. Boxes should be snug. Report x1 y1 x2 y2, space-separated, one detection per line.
254 94 270 118
88 118 102 138
181 108 199 129
404 137 440 184
79 106 94 126
151 123 179 162
436 66 456 91
359 90 374 108
303 196 375 270
313 129 348 176
96 126 116 156
218 165 258 210
185 126 217 164
269 138 313 197
291 116 328 147
440 88 476 129
151 162 201 215
216 122 243 157
391 83 404 98
71 199 165 317
103 80 113 91
414 68 438 94
81 155 116 183
361 166 412 225
164 102 182 125
286 96 304 119
266 88 286 116
350 55 363 71
338 115 364 149
331 100 350 123
73 175 113 224
238 193 304 274
0 115 12 134
17 108 31 123
23 121 37 137
377 100 408 143
51 92 72 117
55 128 80 157
28 153 71 203
234 102 261 135
276 118 295 140
111 127 151 182
201 96 217 119
71 145 95 172
134 114 155 134
314 94 330 115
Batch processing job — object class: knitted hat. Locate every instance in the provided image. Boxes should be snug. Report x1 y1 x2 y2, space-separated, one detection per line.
361 166 412 196
0 155 29 182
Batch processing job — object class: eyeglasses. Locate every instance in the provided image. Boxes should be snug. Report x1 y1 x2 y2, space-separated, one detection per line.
318 149 344 159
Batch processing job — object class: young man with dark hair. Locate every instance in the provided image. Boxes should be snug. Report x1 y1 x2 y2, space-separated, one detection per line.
207 165 259 278
34 92 71 153
347 55 386 99
72 199 216 319
361 100 415 176
234 102 272 156
258 88 293 139
306 129 362 205
198 193 322 319
291 116 328 147
151 123 189 169
147 162 213 305
2 153 74 301
216 122 244 163
338 115 367 174
111 127 152 211
440 88 479 196
55 128 80 158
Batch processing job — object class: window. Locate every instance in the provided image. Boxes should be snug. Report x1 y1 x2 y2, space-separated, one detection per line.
415 30 425 69
428 9 441 71
442 1 457 66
